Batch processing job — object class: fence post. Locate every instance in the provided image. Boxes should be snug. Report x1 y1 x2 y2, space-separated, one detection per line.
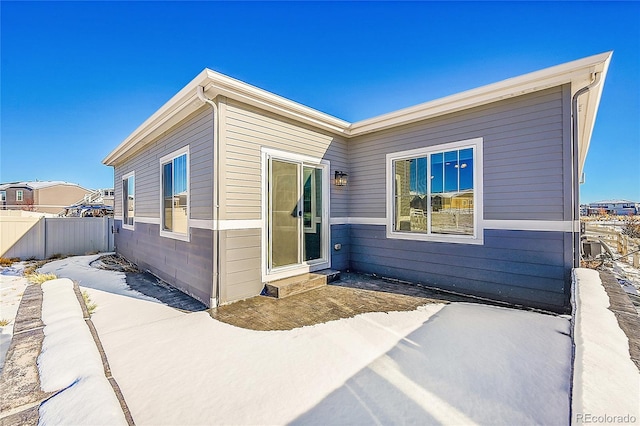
39 217 46 260
617 234 622 253
623 235 628 256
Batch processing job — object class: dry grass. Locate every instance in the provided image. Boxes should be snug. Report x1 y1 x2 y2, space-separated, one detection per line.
26 272 57 285
0 257 20 267
82 291 97 315
23 260 48 275
0 319 10 326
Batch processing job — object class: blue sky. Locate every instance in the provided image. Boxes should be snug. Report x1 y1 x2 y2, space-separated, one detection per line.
1 1 638 203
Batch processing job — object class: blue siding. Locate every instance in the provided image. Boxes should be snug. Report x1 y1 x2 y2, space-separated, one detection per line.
115 220 213 305
349 224 570 311
331 224 350 270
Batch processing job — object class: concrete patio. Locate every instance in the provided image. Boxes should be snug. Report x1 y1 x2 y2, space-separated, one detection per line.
210 272 498 331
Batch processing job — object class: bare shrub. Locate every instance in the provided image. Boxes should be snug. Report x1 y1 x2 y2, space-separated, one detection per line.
622 216 640 239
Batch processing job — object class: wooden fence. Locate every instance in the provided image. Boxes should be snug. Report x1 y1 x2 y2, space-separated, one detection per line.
583 222 639 267
0 216 114 260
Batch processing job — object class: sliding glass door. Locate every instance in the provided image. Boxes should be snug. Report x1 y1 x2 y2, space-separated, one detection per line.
267 153 328 276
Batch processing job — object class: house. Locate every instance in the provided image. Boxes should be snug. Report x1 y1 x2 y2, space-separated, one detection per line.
587 200 638 216
0 181 92 215
103 52 612 312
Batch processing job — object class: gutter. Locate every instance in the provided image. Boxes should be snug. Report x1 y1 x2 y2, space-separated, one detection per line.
571 72 602 268
197 86 221 308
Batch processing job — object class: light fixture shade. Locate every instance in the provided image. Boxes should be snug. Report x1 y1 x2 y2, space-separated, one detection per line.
334 171 348 186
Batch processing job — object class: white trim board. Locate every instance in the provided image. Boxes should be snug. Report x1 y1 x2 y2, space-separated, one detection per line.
117 217 262 231
330 217 386 226
333 218 578 232
125 217 577 233
483 220 577 233
135 216 161 225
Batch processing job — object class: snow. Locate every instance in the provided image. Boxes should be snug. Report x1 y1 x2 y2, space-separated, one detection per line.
571 269 640 423
27 255 637 425
0 264 28 373
37 278 127 426
82 280 573 424
39 254 158 303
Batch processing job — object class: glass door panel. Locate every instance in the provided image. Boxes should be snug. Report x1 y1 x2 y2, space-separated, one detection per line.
303 166 323 262
270 159 300 269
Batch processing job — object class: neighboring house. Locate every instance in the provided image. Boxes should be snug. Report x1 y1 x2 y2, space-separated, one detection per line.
103 52 612 312
97 188 115 207
579 204 589 216
587 200 639 216
0 181 92 215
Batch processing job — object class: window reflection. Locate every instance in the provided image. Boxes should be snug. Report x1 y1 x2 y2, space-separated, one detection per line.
394 147 475 236
162 153 188 234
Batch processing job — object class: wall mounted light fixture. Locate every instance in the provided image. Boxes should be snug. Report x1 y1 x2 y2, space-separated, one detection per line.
334 171 348 187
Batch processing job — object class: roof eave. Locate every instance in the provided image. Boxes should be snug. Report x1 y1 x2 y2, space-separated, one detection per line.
349 51 613 137
576 53 612 176
103 69 351 166
103 52 612 167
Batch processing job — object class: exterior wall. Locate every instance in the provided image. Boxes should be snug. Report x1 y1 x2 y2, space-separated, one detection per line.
112 107 214 304
115 221 213 304
217 97 349 303
108 84 577 310
113 107 214 221
1 187 34 210
347 86 573 311
350 225 569 310
220 97 349 221
219 228 261 302
36 184 91 214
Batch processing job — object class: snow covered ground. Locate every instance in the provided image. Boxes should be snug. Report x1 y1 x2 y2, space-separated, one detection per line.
572 269 640 424
0 263 28 373
38 255 574 425
38 278 127 425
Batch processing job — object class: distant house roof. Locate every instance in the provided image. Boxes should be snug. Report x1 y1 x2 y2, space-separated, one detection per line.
0 181 90 191
103 51 612 177
589 200 638 205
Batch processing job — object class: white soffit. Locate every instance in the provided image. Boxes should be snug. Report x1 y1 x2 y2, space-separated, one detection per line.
103 52 612 166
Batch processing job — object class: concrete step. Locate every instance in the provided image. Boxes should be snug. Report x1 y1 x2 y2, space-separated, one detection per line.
264 269 341 298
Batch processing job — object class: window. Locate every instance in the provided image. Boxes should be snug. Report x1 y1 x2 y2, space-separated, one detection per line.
0 191 5 202
160 147 189 239
122 172 135 228
386 137 483 244
16 190 23 201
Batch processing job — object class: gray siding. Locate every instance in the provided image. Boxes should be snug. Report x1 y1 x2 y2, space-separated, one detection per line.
219 228 262 303
115 221 213 305
349 225 569 311
346 87 573 311
221 98 349 220
215 98 349 304
349 87 569 221
113 107 213 221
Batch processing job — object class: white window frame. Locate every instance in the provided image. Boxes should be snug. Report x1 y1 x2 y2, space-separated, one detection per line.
122 171 135 230
386 137 484 245
159 146 190 242
16 190 23 202
0 191 5 202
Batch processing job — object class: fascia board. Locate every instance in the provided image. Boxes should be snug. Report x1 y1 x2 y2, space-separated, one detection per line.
103 69 211 165
577 53 612 175
348 51 613 136
104 52 612 166
103 69 351 165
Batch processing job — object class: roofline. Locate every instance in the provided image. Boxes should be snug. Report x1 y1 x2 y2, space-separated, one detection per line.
350 51 612 135
103 51 612 166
